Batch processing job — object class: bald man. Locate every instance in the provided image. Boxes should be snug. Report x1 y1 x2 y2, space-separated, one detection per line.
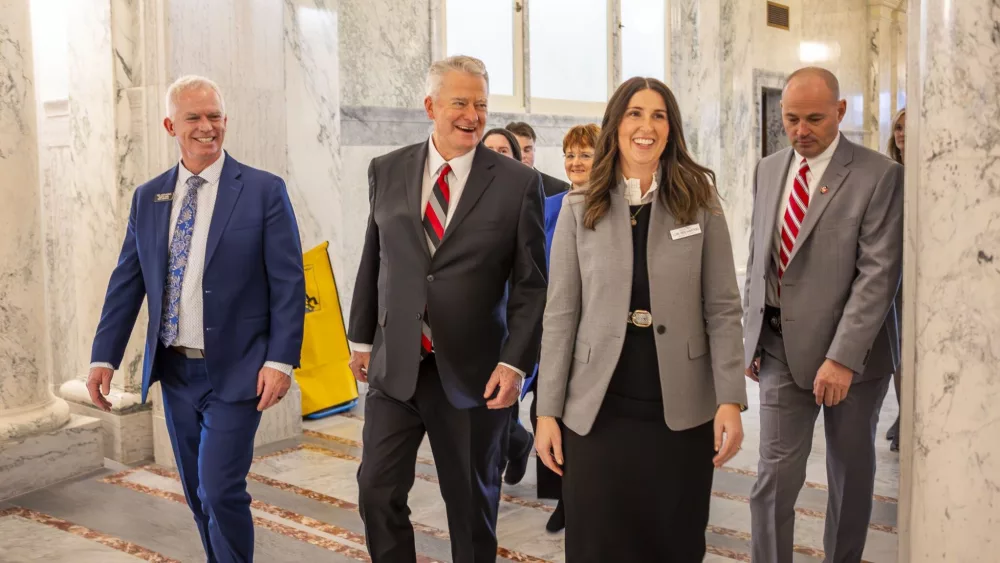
742 67 903 562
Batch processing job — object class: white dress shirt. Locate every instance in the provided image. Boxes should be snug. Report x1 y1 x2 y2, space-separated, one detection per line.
622 168 661 206
92 153 292 376
766 134 841 306
350 136 525 379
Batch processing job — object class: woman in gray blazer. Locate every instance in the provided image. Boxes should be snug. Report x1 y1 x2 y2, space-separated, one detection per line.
534 76 747 562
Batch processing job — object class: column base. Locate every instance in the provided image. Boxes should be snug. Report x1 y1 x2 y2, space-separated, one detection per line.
151 380 303 469
0 414 104 501
59 380 154 464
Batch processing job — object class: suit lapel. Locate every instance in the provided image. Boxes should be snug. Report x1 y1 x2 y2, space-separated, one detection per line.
154 166 180 293
788 136 853 265
440 148 495 247
607 184 634 287
406 142 432 262
762 149 795 258
204 153 243 268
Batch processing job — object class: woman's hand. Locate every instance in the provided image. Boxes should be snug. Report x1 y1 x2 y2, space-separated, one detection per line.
534 416 564 476
713 403 744 467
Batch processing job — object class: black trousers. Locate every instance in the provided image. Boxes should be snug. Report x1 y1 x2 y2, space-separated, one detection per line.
357 356 509 563
562 399 715 563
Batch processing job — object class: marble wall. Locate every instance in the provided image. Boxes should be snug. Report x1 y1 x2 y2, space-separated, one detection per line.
899 0 1000 559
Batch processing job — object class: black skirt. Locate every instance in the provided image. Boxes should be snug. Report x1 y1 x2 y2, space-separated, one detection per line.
562 393 716 563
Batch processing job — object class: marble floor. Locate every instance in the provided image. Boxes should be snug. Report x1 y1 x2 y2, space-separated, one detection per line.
1 381 900 562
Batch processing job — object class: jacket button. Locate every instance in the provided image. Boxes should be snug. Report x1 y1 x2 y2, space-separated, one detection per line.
426 275 434 282
416 312 422 320
656 325 666 334
760 307 764 314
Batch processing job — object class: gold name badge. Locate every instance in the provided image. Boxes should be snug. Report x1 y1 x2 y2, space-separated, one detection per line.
154 193 173 202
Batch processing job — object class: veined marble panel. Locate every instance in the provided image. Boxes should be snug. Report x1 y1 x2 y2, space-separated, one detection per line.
165 0 287 175
0 514 150 562
720 0 756 272
0 415 103 501
0 0 55 414
285 0 342 254
339 0 431 109
904 0 1000 559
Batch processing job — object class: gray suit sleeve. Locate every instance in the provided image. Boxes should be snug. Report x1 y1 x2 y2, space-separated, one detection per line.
537 196 582 418
702 207 749 408
826 162 904 373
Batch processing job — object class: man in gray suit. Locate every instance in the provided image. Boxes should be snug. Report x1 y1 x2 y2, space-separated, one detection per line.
742 67 903 563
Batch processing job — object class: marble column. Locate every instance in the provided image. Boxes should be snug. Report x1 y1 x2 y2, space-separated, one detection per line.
897 0 1000 559
865 0 906 152
669 0 721 176
0 0 102 500
57 0 154 465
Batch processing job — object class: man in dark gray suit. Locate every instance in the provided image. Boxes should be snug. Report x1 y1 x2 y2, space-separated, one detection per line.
742 67 903 563
506 121 570 197
347 55 547 562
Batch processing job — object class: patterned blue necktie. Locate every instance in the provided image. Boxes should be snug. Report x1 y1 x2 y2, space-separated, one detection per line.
159 175 207 347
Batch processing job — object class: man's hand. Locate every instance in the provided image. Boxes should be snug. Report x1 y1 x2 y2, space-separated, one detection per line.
745 356 761 382
86 367 114 412
257 366 292 411
813 358 853 407
483 364 521 409
713 404 744 467
348 351 371 383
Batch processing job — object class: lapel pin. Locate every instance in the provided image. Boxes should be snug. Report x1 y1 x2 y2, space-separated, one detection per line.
820 186 829 194
154 193 173 202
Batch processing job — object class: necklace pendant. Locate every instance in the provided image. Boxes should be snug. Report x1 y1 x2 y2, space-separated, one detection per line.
631 217 637 226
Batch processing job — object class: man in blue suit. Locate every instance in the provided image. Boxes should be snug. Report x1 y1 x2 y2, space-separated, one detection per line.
87 75 305 563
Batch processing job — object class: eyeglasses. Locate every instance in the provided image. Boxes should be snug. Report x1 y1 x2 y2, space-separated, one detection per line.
563 152 594 161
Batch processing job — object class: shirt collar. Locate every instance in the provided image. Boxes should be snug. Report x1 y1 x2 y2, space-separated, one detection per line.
178 152 226 188
621 166 662 206
794 133 840 169
427 135 476 182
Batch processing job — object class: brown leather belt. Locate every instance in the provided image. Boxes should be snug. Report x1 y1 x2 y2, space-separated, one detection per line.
170 346 205 359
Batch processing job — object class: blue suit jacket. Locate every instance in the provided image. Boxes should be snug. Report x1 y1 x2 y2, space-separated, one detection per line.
91 153 305 403
520 190 568 397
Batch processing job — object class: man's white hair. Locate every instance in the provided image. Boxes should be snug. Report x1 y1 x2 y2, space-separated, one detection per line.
165 75 226 118
424 55 490 100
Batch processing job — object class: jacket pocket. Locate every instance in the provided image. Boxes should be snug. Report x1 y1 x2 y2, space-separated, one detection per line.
378 306 387 327
573 339 591 363
688 334 709 359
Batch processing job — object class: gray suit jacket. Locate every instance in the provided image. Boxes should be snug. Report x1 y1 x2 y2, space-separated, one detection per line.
742 135 903 389
537 185 747 434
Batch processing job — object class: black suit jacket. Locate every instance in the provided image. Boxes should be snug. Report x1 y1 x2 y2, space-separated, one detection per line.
349 141 548 409
539 170 570 197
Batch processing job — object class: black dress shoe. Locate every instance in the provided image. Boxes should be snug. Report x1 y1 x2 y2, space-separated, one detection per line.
886 417 900 441
545 500 565 532
890 433 900 452
503 434 533 485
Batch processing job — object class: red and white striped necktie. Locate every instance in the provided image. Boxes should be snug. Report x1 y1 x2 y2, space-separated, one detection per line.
419 163 452 357
778 158 811 281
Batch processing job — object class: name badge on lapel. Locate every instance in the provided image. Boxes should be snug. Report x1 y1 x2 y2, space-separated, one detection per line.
154 193 173 203
670 224 702 240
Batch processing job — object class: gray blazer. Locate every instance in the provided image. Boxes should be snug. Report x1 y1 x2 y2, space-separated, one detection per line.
742 135 904 388
537 184 747 435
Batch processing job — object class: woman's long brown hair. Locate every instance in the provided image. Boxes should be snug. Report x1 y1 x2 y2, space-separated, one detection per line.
583 77 720 229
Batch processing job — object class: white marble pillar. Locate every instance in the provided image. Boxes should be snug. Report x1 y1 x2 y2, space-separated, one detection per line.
897 0 1000 560
865 0 906 152
56 0 153 465
669 0 722 176
0 0 102 500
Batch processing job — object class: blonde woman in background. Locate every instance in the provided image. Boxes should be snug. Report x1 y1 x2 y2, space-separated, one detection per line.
885 107 905 452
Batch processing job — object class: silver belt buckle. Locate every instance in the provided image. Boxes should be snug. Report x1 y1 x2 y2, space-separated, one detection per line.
627 309 653 328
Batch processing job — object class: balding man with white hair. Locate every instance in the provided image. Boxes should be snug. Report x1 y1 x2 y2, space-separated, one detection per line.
347 55 546 562
87 75 305 563
742 67 903 562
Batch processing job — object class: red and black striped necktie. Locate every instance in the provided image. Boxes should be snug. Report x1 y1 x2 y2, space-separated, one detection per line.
419 163 452 357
